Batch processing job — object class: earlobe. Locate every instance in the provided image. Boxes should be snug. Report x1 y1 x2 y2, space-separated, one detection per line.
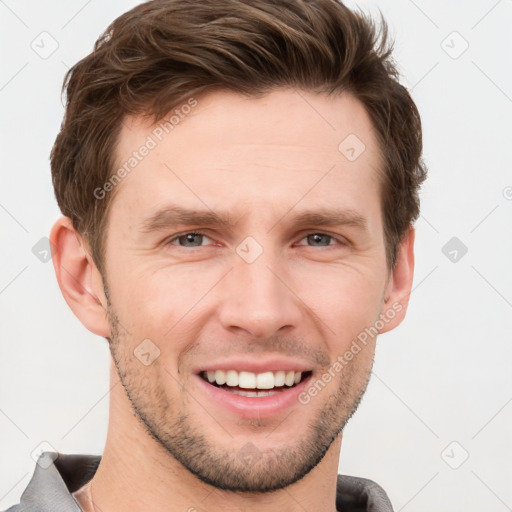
50 217 110 338
379 227 415 334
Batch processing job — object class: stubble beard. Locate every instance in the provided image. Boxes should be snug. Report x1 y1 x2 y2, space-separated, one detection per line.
106 304 374 493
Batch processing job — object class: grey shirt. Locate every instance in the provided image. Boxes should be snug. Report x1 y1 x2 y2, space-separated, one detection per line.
3 452 394 511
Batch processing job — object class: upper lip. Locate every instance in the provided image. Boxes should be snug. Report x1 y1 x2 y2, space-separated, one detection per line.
194 357 313 374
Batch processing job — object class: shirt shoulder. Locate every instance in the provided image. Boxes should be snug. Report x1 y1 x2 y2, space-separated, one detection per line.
1 452 101 512
336 474 394 512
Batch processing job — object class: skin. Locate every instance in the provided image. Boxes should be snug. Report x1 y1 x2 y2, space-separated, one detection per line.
51 88 415 512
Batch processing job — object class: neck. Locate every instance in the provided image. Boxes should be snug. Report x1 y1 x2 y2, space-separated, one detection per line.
77 360 341 512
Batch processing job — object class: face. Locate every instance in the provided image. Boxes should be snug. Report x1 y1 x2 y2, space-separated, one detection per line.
102 88 395 492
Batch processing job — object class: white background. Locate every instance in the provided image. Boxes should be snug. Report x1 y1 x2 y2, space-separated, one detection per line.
1 1 511 510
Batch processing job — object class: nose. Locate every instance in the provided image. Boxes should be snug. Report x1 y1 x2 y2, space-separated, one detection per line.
217 249 303 339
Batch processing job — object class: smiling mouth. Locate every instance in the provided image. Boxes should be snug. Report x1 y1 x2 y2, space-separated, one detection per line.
199 370 313 397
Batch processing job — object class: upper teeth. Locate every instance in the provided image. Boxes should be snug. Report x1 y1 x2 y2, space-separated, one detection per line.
205 370 303 389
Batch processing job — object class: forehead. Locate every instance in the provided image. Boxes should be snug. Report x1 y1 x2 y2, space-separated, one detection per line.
110 88 382 226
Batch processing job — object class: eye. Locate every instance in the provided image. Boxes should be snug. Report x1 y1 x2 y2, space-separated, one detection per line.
167 232 213 248
296 233 343 247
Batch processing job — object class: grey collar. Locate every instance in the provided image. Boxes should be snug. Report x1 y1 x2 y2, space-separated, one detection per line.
5 452 393 512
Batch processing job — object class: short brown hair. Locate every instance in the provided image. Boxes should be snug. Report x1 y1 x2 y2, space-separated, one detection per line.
51 0 426 273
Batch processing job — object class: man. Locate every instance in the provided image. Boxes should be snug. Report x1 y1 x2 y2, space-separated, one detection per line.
5 0 426 510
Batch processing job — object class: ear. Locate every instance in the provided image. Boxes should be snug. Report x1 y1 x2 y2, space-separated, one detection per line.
379 227 415 334
50 216 110 338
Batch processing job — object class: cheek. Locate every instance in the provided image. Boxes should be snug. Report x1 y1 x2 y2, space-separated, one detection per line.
110 265 216 355
291 262 386 338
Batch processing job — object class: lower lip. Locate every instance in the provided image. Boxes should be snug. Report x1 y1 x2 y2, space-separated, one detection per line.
194 374 312 420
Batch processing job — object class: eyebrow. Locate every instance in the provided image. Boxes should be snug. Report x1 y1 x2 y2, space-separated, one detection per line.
140 206 236 233
287 209 367 232
140 205 368 234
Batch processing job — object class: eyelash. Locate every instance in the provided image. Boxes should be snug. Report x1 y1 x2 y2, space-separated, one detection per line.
165 231 347 248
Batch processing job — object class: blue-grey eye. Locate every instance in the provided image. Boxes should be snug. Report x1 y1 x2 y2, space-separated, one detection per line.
174 233 206 247
306 234 333 246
